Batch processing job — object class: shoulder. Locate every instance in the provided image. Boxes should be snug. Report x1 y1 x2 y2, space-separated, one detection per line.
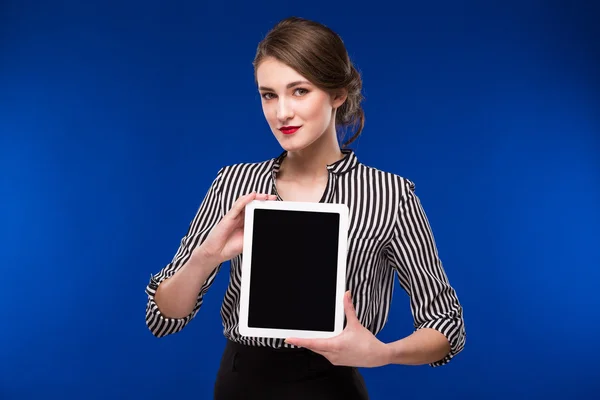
208 157 277 203
354 161 416 199
216 157 276 182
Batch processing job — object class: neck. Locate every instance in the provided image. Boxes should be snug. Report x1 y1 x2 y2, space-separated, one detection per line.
280 128 344 181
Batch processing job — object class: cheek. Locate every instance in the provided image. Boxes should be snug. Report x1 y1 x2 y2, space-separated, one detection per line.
301 97 331 123
261 103 276 123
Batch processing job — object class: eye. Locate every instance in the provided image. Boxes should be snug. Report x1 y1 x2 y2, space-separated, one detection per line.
261 92 276 100
294 88 309 96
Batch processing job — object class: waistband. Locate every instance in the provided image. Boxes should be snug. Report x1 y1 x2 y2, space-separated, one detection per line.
223 338 340 374
225 338 309 354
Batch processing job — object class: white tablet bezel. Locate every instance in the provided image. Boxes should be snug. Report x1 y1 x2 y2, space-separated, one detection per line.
238 199 349 340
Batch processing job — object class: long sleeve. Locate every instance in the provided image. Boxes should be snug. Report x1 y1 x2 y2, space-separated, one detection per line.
386 179 466 367
145 167 226 338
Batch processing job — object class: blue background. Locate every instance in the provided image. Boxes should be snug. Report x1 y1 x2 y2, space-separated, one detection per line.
1 1 599 399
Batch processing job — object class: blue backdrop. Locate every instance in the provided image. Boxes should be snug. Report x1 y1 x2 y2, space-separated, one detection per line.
1 1 599 399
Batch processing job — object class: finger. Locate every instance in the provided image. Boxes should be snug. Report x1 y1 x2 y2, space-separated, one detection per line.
226 192 257 219
254 193 278 201
285 337 331 353
255 193 271 201
286 341 331 359
344 291 361 327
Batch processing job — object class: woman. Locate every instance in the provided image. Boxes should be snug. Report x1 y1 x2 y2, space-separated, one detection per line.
145 16 466 399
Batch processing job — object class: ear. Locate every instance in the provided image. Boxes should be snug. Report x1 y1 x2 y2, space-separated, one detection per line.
331 88 348 109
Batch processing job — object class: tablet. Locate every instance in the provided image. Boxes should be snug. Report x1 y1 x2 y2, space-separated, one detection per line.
238 200 349 340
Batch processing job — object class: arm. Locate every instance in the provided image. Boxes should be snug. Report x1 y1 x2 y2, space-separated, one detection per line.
145 168 225 338
384 179 466 367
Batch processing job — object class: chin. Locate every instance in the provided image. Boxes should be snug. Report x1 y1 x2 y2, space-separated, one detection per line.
274 130 322 153
278 139 316 153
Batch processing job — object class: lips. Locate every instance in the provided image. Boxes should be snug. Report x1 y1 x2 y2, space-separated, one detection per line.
279 126 301 135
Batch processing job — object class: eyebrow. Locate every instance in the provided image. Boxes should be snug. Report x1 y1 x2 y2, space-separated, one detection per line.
258 80 311 91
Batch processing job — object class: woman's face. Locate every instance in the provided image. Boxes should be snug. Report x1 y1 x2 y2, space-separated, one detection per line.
256 57 345 152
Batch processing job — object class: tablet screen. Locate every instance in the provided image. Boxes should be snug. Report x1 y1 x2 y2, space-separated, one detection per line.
247 208 340 332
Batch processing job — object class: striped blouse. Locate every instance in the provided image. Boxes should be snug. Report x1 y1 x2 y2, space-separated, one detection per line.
145 149 466 367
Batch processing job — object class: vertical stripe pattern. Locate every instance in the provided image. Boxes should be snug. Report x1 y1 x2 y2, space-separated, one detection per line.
145 149 465 367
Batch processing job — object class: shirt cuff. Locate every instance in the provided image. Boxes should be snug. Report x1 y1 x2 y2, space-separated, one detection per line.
417 316 466 367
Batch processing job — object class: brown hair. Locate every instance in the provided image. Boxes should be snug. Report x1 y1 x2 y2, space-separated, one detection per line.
253 17 365 148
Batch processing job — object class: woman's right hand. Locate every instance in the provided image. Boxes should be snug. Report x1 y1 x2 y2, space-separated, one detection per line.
194 192 278 266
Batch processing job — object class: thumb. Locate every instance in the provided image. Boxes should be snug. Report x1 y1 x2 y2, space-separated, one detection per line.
344 291 360 327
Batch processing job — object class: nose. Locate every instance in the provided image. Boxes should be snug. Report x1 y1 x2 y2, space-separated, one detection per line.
276 98 294 122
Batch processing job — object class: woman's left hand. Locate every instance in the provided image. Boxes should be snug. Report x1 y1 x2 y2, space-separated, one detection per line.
285 291 391 368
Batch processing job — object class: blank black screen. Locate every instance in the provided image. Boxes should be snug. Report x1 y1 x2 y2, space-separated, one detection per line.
247 208 340 332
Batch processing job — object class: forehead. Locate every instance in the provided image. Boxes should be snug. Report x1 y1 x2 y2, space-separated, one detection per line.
256 57 308 88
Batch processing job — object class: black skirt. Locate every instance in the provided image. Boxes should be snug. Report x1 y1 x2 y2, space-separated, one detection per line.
213 339 370 400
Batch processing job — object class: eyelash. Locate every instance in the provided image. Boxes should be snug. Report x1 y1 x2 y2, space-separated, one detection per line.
261 88 309 100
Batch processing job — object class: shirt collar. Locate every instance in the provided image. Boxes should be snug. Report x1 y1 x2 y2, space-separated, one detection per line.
272 148 359 176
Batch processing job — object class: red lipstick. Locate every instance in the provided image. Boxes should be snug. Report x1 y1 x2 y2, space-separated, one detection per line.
279 126 301 135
